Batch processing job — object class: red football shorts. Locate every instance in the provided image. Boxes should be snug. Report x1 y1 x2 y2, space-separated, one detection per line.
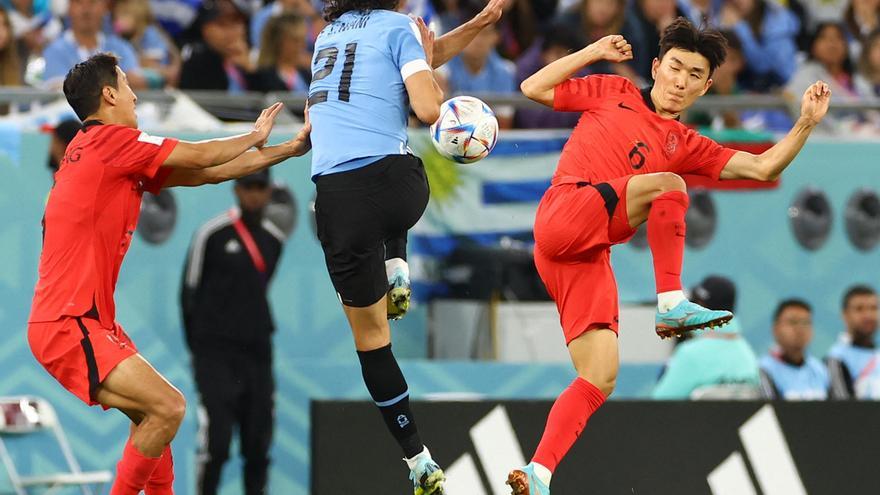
28 316 138 408
533 175 637 344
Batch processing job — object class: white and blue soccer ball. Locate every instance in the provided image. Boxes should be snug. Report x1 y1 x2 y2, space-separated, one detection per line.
429 96 499 164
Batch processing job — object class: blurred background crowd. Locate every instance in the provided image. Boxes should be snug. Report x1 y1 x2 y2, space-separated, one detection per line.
2 0 880 131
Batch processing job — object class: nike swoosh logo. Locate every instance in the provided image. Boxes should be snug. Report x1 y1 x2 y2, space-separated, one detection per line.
618 102 636 112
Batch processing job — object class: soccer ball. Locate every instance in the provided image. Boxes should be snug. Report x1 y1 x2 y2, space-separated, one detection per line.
429 96 499 164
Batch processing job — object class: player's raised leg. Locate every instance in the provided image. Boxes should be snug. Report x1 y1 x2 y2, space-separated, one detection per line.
95 354 186 495
624 172 733 338
507 330 616 495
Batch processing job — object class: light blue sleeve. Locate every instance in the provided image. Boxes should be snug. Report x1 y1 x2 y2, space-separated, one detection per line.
387 17 428 74
140 26 170 64
652 346 704 399
42 40 72 84
250 6 272 48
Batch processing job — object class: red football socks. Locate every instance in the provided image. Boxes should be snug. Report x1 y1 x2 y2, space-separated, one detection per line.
110 439 162 495
532 378 607 473
145 445 174 495
647 190 689 294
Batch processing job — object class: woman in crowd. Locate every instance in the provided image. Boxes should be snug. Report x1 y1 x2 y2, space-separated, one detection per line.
719 0 800 90
856 28 880 96
0 6 22 96
253 13 312 93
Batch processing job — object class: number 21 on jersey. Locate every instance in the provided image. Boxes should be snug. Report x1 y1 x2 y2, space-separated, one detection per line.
309 43 357 106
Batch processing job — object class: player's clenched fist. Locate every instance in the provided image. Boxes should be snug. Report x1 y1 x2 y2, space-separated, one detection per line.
800 80 831 126
589 35 633 63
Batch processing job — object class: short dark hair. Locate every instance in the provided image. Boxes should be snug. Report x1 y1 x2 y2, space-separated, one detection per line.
842 284 877 310
774 299 812 322
322 0 399 22
63 53 120 121
658 17 728 76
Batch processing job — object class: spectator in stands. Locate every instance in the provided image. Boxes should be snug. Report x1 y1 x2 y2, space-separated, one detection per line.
787 22 872 129
253 13 311 93
43 0 146 89
827 285 880 399
556 0 642 82
250 0 323 52
442 13 516 127
719 0 800 90
2 0 63 68
627 0 683 82
0 6 21 87
844 0 880 59
42 0 145 89
112 0 180 88
493 0 541 61
150 0 201 41
759 299 830 400
180 0 256 92
652 275 761 399
856 28 880 96
514 22 583 128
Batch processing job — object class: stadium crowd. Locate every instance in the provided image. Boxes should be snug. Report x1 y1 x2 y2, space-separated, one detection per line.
1 0 879 129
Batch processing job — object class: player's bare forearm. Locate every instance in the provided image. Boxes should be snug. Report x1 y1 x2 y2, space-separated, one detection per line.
757 117 817 180
721 117 816 181
165 142 299 187
433 22 484 68
432 0 503 68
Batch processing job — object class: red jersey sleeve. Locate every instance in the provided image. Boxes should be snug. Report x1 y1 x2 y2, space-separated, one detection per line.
99 125 178 182
553 75 636 112
679 128 738 180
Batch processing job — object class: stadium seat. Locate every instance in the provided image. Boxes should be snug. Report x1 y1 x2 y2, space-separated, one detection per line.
0 397 111 495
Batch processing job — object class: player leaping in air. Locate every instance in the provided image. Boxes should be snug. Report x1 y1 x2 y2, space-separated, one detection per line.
27 53 310 495
506 17 830 495
306 0 504 493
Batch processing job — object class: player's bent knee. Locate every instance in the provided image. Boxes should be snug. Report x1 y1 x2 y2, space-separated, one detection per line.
153 389 186 429
654 172 686 194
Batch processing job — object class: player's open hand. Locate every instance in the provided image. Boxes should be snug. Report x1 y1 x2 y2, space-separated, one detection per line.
288 103 312 157
800 81 831 126
253 102 284 149
474 0 507 28
590 35 633 64
413 16 435 69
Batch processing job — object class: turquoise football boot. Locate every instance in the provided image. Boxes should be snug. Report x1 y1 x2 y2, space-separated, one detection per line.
506 463 550 495
656 299 733 339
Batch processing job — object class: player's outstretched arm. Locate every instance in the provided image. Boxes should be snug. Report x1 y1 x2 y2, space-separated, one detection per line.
161 102 285 170
163 107 312 187
430 0 504 68
521 35 632 107
720 81 831 181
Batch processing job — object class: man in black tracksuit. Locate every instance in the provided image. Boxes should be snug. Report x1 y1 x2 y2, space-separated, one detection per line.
181 169 285 495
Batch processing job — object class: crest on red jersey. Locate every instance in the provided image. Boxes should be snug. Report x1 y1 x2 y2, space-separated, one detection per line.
665 132 679 155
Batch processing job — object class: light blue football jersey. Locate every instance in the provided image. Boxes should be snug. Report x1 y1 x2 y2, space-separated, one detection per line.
827 334 880 399
759 352 829 400
308 9 429 178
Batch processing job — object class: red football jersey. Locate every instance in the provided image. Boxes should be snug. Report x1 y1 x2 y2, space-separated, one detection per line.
551 75 737 185
29 123 178 327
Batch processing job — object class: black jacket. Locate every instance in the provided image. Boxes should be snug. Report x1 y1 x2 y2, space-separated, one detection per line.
181 209 285 359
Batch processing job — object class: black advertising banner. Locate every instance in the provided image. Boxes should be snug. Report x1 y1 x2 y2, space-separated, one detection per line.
312 401 880 495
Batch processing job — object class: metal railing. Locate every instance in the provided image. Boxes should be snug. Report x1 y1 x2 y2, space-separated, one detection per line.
1 87 878 120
